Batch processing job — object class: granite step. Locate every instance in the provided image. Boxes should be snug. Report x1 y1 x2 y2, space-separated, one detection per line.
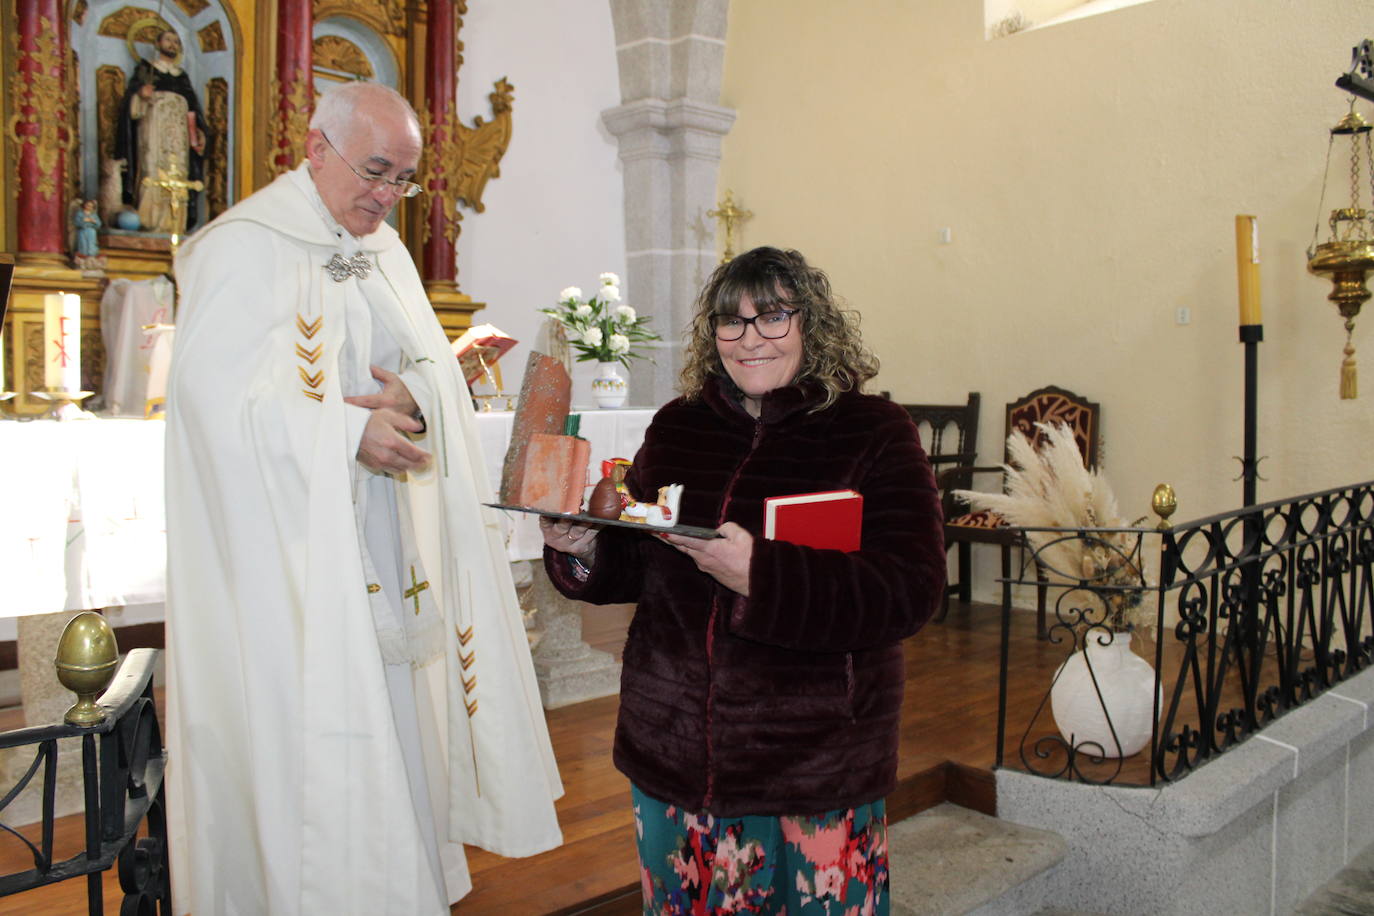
889 802 1069 916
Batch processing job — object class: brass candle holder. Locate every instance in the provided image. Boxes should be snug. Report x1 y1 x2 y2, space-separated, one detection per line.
31 388 95 421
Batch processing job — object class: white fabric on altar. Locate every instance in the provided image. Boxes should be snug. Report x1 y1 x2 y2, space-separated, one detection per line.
0 408 654 620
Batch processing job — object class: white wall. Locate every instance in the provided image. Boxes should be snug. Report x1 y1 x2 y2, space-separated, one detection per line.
454 0 626 401
717 0 1374 603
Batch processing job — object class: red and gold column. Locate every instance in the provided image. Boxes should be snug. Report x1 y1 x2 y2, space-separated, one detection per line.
267 0 313 180
8 0 72 263
422 0 459 283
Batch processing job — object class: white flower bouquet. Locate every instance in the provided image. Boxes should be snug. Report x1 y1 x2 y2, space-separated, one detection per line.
539 272 661 368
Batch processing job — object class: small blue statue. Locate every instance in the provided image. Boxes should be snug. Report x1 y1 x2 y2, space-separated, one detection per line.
72 200 101 257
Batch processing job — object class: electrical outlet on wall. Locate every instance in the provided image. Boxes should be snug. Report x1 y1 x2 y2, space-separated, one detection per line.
1175 306 1191 325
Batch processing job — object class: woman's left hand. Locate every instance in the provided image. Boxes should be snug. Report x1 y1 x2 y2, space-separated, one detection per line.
660 522 753 596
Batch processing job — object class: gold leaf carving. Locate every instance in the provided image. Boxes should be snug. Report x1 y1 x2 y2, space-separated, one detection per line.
313 0 405 37
196 21 225 53
267 69 313 180
6 18 70 199
97 6 170 42
173 0 210 17
96 66 126 164
312 35 373 79
71 0 88 26
205 77 228 219
419 79 515 247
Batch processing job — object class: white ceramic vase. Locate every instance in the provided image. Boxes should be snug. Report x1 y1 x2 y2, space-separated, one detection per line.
591 360 628 408
1049 633 1161 758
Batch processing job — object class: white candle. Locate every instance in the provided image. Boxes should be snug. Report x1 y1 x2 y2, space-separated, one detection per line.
44 292 82 392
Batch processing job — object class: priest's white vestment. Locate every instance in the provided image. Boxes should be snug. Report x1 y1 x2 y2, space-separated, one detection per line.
165 165 562 915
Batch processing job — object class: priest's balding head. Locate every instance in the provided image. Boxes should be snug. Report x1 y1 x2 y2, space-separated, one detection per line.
305 81 423 238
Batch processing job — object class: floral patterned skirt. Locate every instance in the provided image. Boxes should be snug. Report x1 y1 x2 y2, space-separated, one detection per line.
631 784 889 915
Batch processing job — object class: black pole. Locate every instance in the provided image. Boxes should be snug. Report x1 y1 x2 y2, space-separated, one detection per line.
1239 323 1264 724
1240 324 1263 508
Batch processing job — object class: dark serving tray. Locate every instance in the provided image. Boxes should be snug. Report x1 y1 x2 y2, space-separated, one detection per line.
483 503 721 539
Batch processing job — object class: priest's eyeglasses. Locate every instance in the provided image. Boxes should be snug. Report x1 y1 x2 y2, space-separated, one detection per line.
321 132 423 198
712 307 799 341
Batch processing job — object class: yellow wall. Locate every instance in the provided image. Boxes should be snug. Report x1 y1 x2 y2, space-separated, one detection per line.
719 0 1373 551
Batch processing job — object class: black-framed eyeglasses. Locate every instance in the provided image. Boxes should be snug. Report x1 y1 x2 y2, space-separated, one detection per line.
712 307 799 341
321 132 423 198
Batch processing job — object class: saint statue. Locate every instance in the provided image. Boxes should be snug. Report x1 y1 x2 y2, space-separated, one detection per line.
113 28 209 236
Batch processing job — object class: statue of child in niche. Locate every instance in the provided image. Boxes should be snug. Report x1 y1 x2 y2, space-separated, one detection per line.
71 199 107 273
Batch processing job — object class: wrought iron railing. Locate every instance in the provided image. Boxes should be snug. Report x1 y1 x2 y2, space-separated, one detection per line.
995 481 1374 786
0 648 169 913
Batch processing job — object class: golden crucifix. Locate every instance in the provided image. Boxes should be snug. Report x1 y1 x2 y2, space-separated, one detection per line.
708 190 753 263
143 166 205 253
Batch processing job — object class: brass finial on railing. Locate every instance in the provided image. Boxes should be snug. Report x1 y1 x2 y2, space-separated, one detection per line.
1151 483 1178 530
54 612 120 726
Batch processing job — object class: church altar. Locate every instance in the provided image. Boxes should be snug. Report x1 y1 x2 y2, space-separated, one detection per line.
0 408 655 621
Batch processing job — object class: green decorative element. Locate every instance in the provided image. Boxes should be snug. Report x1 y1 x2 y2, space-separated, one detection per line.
564 413 582 437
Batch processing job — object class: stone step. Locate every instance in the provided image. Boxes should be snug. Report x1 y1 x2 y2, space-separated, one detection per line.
889 802 1069 916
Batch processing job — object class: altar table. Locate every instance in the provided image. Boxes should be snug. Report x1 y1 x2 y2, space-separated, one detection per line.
0 409 655 619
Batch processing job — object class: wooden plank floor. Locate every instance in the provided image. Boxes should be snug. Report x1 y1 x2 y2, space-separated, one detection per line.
0 601 1075 915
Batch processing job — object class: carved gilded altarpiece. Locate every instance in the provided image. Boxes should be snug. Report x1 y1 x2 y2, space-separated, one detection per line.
2 0 513 415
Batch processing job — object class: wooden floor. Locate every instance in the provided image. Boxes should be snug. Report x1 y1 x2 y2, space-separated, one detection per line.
0 600 1073 916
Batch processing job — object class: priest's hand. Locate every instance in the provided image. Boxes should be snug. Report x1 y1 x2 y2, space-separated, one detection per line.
356 409 430 474
540 515 600 562
345 365 421 419
661 522 752 596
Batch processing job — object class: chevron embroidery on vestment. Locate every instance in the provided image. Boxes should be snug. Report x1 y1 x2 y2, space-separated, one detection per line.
460 649 475 670
462 674 476 694
295 314 322 338
295 343 322 363
297 366 324 388
465 699 478 717
457 625 474 646
302 390 324 402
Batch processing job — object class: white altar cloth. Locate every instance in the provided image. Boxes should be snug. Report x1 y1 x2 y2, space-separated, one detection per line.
0 409 655 619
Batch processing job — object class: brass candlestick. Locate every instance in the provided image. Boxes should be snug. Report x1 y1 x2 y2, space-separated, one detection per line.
31 388 95 420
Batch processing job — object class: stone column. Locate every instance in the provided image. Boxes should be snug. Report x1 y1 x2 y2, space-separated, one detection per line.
9 0 71 264
603 0 734 407
267 0 313 180
527 561 622 709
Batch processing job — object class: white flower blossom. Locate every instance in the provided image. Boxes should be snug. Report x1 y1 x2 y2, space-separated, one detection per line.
599 272 620 287
608 333 630 355
583 327 604 347
559 286 583 303
600 285 622 302
615 305 637 322
575 303 594 317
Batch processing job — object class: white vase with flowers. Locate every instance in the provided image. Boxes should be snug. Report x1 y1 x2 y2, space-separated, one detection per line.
540 273 660 408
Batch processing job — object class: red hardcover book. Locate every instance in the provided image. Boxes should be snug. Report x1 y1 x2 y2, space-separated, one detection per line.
763 490 863 552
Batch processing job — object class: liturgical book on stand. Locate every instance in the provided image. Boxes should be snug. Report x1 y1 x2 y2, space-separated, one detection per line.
763 489 863 552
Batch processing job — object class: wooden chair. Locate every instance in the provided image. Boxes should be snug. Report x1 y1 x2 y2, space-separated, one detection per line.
900 393 981 613
940 385 1101 638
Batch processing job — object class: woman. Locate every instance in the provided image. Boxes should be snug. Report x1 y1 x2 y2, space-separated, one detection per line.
541 246 946 914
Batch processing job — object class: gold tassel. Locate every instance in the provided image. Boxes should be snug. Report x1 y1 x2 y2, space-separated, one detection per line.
1341 341 1358 399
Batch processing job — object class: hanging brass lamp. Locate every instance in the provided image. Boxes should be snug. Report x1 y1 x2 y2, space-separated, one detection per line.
1307 105 1374 399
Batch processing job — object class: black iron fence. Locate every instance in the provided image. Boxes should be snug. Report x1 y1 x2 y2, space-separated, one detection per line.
995 481 1374 786
0 647 169 913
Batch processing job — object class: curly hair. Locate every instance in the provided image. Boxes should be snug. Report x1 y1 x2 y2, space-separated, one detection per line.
679 247 879 412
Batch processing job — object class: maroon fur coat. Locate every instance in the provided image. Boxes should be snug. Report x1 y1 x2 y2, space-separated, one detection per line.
543 376 946 816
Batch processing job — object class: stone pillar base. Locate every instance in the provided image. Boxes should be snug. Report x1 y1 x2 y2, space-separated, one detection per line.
528 562 622 709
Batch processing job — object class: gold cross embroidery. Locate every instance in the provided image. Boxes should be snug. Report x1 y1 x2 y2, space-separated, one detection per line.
404 566 430 615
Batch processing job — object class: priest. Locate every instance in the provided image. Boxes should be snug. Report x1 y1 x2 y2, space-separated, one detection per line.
164 80 563 914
